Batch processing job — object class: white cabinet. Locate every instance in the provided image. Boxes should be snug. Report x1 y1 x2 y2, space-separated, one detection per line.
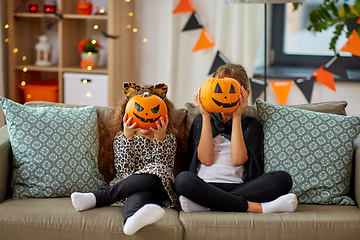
64 72 108 106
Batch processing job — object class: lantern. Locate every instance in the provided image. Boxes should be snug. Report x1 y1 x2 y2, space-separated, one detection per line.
125 92 168 129
35 35 52 67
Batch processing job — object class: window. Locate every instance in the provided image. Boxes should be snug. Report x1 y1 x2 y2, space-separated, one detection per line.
271 2 360 69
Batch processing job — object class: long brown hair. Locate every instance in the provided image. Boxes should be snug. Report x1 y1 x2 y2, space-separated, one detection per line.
213 63 250 90
98 88 178 182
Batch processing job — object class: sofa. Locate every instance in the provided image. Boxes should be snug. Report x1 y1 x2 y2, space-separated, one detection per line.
1 99 360 240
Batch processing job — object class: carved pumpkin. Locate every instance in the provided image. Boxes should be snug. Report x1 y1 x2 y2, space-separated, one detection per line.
125 92 168 129
80 59 94 70
76 1 93 15
200 71 241 113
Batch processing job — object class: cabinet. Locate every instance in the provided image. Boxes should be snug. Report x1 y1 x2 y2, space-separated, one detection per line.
6 0 136 106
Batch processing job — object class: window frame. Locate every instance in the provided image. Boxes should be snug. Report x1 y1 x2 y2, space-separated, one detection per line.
271 4 360 69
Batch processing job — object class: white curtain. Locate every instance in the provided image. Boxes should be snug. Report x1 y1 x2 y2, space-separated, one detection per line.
136 0 264 109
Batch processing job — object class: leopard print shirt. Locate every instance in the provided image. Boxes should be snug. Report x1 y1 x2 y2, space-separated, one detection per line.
109 132 178 206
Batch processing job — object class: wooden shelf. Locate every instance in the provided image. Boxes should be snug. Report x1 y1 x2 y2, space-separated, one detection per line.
7 0 136 106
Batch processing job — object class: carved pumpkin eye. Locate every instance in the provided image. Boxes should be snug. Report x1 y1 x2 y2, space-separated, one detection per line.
229 84 236 94
151 104 160 114
135 102 144 112
214 83 223 93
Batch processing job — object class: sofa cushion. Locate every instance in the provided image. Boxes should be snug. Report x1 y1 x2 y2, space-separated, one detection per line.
179 205 360 240
0 198 183 240
0 97 106 198
256 99 360 205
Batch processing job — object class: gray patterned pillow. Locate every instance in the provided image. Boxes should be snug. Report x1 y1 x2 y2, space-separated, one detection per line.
256 99 360 205
0 97 106 199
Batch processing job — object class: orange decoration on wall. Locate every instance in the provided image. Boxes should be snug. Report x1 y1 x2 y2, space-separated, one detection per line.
192 29 215 52
311 66 336 92
270 81 293 105
340 30 360 57
173 0 196 14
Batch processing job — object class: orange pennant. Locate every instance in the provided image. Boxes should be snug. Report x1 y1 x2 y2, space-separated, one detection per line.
312 66 336 92
270 81 293 105
192 29 215 52
173 0 196 14
340 30 360 57
357 18 360 24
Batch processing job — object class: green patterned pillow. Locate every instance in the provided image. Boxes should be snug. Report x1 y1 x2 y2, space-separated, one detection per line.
0 97 106 199
256 99 360 205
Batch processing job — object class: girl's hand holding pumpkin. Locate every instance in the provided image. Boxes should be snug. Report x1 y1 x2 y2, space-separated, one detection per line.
123 113 138 140
150 115 169 142
194 89 210 118
232 87 249 118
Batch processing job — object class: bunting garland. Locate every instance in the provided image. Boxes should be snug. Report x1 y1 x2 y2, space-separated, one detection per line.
173 0 360 106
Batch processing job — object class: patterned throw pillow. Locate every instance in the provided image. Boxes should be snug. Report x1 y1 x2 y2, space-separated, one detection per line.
0 97 106 199
256 99 360 205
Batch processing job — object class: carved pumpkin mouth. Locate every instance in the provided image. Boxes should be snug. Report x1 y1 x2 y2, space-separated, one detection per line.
211 98 239 108
133 112 161 123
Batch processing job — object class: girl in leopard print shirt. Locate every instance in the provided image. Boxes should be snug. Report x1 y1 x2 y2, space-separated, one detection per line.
71 83 178 236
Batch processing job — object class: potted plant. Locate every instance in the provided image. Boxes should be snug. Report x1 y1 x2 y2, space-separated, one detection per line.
74 38 102 69
293 0 360 53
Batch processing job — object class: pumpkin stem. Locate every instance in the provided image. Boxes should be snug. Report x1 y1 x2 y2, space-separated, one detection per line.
218 67 227 78
142 91 151 98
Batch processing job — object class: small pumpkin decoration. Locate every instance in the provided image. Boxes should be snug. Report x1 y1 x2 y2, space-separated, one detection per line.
76 1 93 15
80 59 94 70
200 68 241 113
125 92 168 129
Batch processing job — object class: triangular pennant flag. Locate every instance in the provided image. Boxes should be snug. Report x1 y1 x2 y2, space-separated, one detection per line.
357 18 360 24
173 0 196 14
183 12 203 31
208 51 230 75
192 29 215 52
270 81 293 105
311 66 336 92
250 78 265 104
346 18 360 33
324 54 349 81
340 30 360 57
294 76 315 103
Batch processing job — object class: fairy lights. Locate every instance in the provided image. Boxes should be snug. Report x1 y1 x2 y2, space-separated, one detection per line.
93 25 99 30
21 81 26 86
143 38 148 43
13 48 18 53
133 28 137 33
23 67 28 72
22 56 27 61
129 12 133 17
4 24 9 29
4 38 9 43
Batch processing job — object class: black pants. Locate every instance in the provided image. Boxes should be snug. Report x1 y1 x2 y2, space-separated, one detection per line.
92 174 168 221
174 171 292 212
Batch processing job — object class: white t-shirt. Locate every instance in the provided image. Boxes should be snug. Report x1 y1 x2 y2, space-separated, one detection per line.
197 134 247 183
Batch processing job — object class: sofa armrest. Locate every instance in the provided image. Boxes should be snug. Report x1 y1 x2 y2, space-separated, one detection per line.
355 135 360 207
0 125 11 203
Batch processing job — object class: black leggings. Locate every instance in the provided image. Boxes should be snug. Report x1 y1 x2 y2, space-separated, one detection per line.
92 174 168 221
174 171 292 212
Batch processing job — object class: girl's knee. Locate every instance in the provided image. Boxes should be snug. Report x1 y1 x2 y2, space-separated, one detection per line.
174 171 195 194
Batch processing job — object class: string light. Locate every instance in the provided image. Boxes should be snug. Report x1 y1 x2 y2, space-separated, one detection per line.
127 24 131 29
143 38 148 43
91 39 97 44
126 0 131 2
4 24 9 29
21 81 26 86
93 25 99 30
13 48 18 53
27 94 32 99
86 92 92 97
82 79 88 84
99 8 105 14
4 38 9 43
129 12 133 17
87 66 92 70
22 56 27 61
87 52 92 56
133 28 137 33
23 67 28 72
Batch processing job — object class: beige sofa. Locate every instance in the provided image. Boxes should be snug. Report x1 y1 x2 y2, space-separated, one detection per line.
1 100 360 240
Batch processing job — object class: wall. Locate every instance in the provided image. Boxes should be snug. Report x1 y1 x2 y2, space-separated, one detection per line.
0 0 7 128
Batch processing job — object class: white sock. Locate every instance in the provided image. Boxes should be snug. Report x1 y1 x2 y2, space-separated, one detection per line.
123 204 165 235
261 193 298 213
179 195 210 213
71 192 96 212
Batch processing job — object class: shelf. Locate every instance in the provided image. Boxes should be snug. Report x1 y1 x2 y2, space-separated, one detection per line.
62 67 108 74
62 14 108 20
14 12 59 18
15 65 59 72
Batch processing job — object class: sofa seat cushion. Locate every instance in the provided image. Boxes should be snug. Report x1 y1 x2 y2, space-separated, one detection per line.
179 204 360 240
0 198 183 240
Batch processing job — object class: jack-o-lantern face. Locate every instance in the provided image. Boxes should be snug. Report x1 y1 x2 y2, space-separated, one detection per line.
200 77 241 113
125 92 168 129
